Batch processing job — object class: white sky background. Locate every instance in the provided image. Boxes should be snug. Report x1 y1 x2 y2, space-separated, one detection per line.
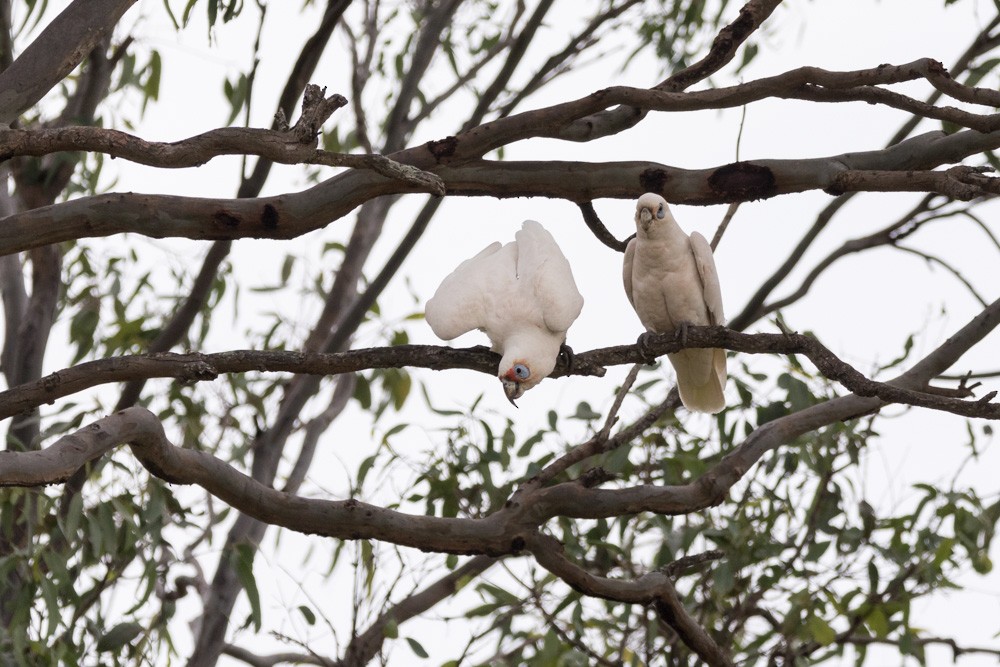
23 0 1000 664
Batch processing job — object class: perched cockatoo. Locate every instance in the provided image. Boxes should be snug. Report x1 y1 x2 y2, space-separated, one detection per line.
623 193 727 413
425 220 584 404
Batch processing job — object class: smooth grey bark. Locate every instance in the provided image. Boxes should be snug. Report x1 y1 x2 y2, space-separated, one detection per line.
0 0 136 124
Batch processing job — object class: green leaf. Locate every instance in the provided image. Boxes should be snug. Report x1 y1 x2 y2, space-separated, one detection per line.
96 622 142 652
571 401 602 421
866 606 890 638
357 454 378 488
383 617 398 638
280 254 295 283
298 605 316 626
806 615 836 646
354 374 372 410
142 51 162 112
162 0 181 30
406 636 429 658
973 551 993 574
39 577 59 637
390 369 411 410
478 582 519 606
230 544 262 631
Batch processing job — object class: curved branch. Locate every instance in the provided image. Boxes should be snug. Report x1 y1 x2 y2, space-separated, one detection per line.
655 0 784 93
752 194 940 319
557 0 783 142
577 201 630 251
0 406 516 552
0 57 995 193
893 243 991 307
526 532 734 666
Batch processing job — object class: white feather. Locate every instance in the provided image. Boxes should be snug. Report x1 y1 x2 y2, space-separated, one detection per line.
425 220 584 398
623 193 727 413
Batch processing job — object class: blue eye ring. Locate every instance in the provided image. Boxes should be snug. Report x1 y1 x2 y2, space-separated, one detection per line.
513 364 530 380
656 204 665 219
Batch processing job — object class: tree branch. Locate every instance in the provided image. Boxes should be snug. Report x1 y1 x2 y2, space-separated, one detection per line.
728 15 1000 332
222 645 333 667
341 555 497 665
577 201 630 251
526 532 734 666
0 0 135 124
5 312 1000 423
839 635 1000 660
2 294 996 556
556 0 783 142
6 124 1000 255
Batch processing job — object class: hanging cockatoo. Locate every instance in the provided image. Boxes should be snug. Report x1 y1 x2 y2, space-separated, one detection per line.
425 220 584 405
623 193 727 413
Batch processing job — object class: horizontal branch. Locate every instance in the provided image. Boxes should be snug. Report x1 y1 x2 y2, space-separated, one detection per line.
10 59 990 165
3 321 996 423
0 56 997 251
5 126 1000 254
0 126 444 194
828 165 1000 201
222 646 331 667
841 634 1000 659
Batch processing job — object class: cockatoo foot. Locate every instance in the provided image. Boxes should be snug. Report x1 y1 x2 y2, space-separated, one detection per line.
558 343 575 374
636 332 658 364
674 321 692 347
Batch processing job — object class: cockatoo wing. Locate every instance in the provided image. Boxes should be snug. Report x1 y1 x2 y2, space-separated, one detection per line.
424 241 504 340
689 231 725 326
683 231 727 413
622 237 636 310
514 220 583 334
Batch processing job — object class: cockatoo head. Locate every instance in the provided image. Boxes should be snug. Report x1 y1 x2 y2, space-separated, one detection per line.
635 193 669 233
498 352 554 406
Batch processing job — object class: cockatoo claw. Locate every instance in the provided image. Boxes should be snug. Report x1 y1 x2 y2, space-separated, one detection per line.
675 321 691 347
558 343 575 374
636 332 658 364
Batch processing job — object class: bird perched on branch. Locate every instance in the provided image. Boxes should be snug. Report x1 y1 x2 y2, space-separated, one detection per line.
623 193 727 413
425 220 584 405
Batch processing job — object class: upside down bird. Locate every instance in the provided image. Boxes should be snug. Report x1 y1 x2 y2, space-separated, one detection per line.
623 193 727 413
425 220 584 405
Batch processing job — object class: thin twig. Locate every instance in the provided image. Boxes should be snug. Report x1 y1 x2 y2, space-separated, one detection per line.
710 202 739 251
597 363 643 441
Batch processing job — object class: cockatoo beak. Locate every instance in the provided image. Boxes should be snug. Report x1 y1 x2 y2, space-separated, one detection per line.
637 207 654 233
501 378 522 407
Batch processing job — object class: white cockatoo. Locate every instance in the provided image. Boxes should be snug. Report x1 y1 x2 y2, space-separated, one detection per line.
425 220 584 404
623 193 727 413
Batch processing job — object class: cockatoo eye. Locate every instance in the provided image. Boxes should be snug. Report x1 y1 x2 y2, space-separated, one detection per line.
656 204 665 219
513 364 530 380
